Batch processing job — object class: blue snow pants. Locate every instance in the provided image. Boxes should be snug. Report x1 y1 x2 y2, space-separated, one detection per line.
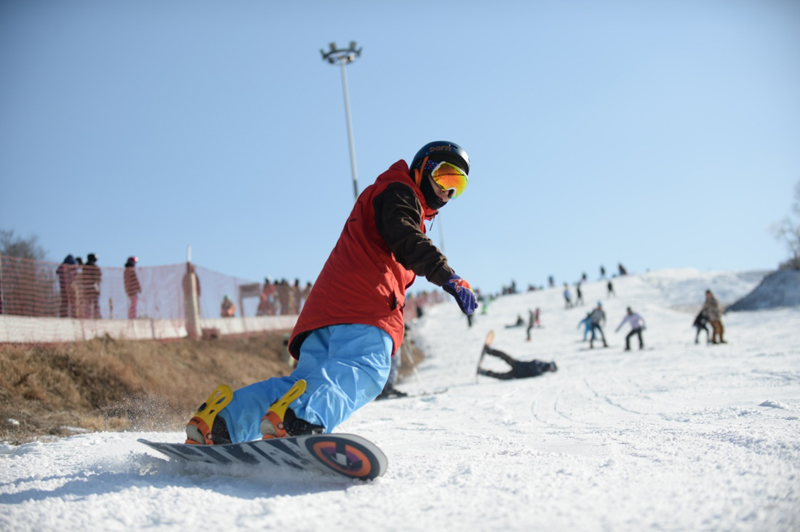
218 324 393 443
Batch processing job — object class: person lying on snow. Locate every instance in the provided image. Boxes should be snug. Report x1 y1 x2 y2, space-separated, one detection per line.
478 345 558 380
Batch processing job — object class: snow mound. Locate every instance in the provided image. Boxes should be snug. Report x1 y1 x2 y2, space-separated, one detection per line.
727 270 800 311
639 268 768 310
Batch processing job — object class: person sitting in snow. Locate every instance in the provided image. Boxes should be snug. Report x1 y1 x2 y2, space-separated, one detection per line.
478 344 558 380
615 307 646 351
505 314 525 328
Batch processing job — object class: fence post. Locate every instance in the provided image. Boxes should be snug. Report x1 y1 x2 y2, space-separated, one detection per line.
0 255 5 315
183 261 201 340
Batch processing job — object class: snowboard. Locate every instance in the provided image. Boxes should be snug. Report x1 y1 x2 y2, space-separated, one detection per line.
139 433 387 481
475 330 495 382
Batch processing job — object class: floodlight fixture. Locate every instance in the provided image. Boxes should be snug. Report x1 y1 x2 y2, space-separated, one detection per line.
320 41 362 202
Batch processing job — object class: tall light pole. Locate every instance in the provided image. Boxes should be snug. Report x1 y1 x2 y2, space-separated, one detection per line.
321 41 362 202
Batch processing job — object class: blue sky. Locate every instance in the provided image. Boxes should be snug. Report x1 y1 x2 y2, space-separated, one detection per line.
2 0 799 295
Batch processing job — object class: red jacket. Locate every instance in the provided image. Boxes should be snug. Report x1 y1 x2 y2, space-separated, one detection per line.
288 160 454 358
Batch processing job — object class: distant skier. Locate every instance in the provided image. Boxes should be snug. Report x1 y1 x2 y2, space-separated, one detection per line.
478 344 557 380
615 307 646 351
526 308 541 341
693 310 710 344
575 283 584 305
589 302 608 348
563 283 573 309
702 290 726 344
607 280 615 297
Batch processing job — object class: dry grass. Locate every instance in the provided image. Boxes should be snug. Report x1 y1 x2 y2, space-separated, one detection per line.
0 333 292 444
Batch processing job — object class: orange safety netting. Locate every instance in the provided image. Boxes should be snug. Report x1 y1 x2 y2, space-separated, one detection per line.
0 255 443 342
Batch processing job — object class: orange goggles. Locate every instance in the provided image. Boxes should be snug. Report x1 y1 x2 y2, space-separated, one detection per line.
428 161 469 198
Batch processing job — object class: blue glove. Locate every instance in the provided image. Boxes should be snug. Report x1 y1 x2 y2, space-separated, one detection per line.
443 274 478 315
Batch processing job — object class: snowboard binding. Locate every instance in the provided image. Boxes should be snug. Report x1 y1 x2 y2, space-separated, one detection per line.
261 379 324 439
185 384 233 445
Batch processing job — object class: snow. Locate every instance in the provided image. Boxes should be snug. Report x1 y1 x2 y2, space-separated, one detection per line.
2 268 799 531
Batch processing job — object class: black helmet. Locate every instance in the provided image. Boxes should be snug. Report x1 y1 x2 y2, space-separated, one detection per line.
411 141 470 175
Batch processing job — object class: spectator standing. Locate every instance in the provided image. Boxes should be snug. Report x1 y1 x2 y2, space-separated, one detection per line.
124 256 142 319
82 253 102 319
221 295 236 318
56 254 77 318
290 279 302 314
276 279 290 315
301 282 313 311
72 257 84 317
257 278 276 316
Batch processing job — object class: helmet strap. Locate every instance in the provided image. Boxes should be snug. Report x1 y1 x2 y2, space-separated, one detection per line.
413 156 429 188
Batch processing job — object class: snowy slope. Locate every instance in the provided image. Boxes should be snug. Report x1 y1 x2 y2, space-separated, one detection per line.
2 269 799 532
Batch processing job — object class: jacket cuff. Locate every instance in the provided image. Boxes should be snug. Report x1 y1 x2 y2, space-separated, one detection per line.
429 265 455 287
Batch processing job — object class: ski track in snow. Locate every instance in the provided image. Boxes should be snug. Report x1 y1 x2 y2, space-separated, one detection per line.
1 268 799 531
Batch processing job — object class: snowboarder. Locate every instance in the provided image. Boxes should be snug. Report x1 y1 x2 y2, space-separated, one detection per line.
589 302 608 348
607 279 615 297
615 307 646 351
185 141 477 445
563 284 573 309
702 289 726 344
477 344 558 380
